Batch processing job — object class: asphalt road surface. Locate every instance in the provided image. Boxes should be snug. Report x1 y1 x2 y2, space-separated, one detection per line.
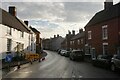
2 50 120 78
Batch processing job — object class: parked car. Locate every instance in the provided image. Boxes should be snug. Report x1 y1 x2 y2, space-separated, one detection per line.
92 55 113 68
111 54 120 71
64 51 71 57
69 50 84 61
60 50 67 56
58 49 62 54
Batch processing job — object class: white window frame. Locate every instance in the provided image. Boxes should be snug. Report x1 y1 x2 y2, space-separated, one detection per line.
7 27 12 35
102 25 108 40
103 43 108 55
70 41 72 45
78 40 80 45
88 31 92 39
20 31 24 38
72 41 74 44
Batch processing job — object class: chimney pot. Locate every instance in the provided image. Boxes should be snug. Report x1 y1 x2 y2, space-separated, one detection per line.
72 30 75 35
24 21 29 26
54 35 56 38
9 6 16 16
68 30 71 34
57 34 59 37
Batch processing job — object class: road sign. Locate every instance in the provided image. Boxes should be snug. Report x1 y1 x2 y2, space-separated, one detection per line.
5 54 12 62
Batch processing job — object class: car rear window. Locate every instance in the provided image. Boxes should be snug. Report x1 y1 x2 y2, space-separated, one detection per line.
74 51 83 54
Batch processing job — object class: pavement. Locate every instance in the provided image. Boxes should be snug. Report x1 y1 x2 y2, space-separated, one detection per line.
1 50 120 79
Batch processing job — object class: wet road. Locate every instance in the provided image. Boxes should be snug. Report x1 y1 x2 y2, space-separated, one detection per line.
2 50 120 78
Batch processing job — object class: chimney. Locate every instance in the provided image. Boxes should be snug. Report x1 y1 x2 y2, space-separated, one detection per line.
24 21 28 26
104 0 113 10
57 34 59 37
68 30 71 34
72 30 75 35
9 6 16 16
54 35 56 38
79 29 83 33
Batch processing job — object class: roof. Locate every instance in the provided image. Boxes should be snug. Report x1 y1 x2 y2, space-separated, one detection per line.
71 32 85 40
85 2 120 27
0 8 31 33
29 26 40 33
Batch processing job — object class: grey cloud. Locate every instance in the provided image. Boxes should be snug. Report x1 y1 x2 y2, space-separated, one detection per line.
62 2 103 22
2 2 103 23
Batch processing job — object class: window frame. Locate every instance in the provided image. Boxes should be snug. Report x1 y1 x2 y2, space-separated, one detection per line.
88 31 92 39
7 39 12 51
103 43 108 55
102 25 108 40
7 27 12 35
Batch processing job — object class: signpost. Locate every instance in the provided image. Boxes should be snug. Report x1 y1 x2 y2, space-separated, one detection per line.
5 53 12 71
5 54 12 62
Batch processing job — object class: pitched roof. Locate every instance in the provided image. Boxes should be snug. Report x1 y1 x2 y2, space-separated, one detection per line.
29 26 40 33
85 2 120 27
71 32 85 40
0 8 30 33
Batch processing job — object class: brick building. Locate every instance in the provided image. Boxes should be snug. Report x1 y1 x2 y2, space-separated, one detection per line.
30 27 41 53
85 0 120 58
42 35 64 51
70 29 85 51
61 30 75 51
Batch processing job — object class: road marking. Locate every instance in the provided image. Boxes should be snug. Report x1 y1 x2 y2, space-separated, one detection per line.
79 75 83 78
72 75 76 78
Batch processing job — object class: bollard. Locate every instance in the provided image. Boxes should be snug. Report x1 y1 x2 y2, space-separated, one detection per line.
17 62 20 69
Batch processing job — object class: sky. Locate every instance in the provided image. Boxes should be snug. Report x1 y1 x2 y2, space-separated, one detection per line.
1 0 120 38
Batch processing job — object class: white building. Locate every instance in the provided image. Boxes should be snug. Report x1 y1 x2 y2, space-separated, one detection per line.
0 6 36 60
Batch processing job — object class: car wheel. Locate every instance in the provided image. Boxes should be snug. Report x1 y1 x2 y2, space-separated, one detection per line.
70 56 72 60
111 64 116 72
70 56 73 60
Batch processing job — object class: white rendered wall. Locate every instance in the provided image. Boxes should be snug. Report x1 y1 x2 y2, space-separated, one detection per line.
0 24 36 60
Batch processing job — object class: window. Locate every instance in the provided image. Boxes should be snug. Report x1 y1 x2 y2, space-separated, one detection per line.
31 43 33 51
102 25 108 39
81 39 83 44
78 40 80 45
7 27 11 35
34 44 36 51
7 39 12 51
70 41 72 45
72 41 74 45
103 43 108 55
31 34 33 41
20 31 24 38
88 31 92 39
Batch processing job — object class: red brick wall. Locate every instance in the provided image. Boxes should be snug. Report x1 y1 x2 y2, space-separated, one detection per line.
70 37 85 51
85 17 120 55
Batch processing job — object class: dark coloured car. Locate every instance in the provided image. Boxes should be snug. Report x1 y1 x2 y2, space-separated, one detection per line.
92 55 113 68
64 51 71 57
111 54 120 71
69 50 84 61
